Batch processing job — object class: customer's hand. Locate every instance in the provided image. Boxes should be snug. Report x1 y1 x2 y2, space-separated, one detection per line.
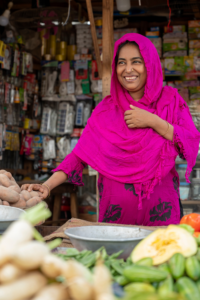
21 184 49 200
124 105 155 129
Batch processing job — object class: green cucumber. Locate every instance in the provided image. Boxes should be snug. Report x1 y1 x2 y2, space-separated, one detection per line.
123 265 168 283
158 263 171 275
196 248 200 262
124 282 155 293
135 257 153 267
196 279 200 293
176 276 200 300
168 253 185 279
158 276 174 296
114 275 130 286
185 256 200 281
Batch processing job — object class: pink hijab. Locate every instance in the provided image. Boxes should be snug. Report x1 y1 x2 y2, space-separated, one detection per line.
74 33 200 208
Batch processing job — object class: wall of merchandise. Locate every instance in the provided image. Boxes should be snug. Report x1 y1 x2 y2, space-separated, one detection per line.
0 19 200 209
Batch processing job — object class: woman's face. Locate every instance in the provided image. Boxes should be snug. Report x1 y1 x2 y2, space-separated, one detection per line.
116 43 147 98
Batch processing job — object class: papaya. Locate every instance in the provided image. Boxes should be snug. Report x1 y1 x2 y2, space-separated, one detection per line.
131 225 197 265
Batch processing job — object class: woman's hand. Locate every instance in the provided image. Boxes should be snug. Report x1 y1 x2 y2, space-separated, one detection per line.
21 184 49 200
124 105 155 128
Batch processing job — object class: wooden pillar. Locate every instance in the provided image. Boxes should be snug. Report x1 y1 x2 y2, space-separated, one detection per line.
102 0 114 98
86 0 102 78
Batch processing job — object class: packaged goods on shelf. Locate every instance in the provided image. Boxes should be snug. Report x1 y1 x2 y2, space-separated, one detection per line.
164 57 184 76
191 178 200 199
163 39 188 52
145 31 159 38
188 27 200 39
188 20 200 28
147 38 162 57
189 49 200 56
163 32 187 39
180 182 191 201
189 40 200 49
163 50 187 57
114 28 137 42
189 86 200 100
164 25 186 33
150 26 160 31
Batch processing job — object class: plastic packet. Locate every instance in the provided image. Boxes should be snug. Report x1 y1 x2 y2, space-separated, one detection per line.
57 137 71 160
40 107 51 134
49 110 57 136
83 103 91 126
43 136 56 160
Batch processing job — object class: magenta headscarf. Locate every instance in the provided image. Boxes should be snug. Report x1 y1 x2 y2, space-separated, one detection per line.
74 33 200 208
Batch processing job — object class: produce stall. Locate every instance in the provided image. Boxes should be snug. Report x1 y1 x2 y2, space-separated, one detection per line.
1 202 200 300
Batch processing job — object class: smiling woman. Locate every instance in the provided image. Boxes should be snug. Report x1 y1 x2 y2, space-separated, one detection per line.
22 33 200 227
116 41 147 101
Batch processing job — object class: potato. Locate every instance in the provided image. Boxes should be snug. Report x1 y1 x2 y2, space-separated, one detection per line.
0 174 12 188
9 185 21 194
30 191 41 198
11 199 26 209
3 201 10 206
20 190 31 201
3 172 13 181
26 197 41 208
0 186 20 203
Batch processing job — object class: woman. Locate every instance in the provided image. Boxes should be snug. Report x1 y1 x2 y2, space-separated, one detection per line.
22 33 200 226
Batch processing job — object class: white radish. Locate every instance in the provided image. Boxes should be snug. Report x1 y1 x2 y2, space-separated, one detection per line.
63 260 92 282
67 277 94 300
0 219 33 266
93 261 113 297
0 263 26 283
41 254 66 278
12 241 50 270
31 283 68 300
0 271 47 300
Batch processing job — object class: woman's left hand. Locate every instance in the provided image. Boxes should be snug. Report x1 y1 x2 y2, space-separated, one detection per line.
124 105 155 128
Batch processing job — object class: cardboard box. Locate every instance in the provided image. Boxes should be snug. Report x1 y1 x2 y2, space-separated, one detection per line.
188 20 200 28
189 40 200 49
163 39 188 52
165 57 184 76
145 31 159 37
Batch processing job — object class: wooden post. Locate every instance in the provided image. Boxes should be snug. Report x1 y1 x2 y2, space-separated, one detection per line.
95 0 114 220
86 0 102 78
102 0 114 98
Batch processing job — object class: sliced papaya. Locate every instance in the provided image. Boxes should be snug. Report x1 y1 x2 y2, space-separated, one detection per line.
131 225 197 265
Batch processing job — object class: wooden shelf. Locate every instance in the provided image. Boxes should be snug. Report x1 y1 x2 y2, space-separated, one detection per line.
181 201 200 205
5 169 37 176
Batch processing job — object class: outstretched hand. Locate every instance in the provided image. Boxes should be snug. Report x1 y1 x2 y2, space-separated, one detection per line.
124 105 155 129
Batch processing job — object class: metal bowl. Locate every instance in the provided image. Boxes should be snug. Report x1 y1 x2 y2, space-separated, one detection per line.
65 226 152 259
0 206 25 234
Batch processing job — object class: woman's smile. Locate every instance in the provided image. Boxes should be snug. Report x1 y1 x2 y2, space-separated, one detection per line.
124 75 139 83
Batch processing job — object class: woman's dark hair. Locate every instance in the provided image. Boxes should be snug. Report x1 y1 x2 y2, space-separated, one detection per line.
115 40 139 66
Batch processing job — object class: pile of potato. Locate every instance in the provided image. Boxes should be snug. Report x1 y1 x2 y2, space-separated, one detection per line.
0 170 43 209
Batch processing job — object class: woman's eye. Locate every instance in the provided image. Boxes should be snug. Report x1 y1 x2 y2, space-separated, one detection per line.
118 61 125 65
133 60 141 64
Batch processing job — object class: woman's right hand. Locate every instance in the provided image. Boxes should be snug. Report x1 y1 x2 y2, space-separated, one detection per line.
21 184 49 200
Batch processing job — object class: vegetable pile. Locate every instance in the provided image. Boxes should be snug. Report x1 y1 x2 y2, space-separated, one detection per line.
59 224 200 300
0 170 43 208
0 202 114 300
